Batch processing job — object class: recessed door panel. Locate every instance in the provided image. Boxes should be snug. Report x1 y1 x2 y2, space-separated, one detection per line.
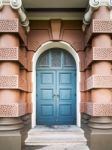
57 71 76 124
37 71 56 125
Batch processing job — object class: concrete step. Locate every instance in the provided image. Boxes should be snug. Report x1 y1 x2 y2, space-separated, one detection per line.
36 145 90 150
25 125 87 146
25 145 89 150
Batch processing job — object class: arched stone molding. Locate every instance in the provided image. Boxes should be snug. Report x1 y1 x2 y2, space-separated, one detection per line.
32 41 81 128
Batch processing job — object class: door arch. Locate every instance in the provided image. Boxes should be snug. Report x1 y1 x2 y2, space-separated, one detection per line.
36 48 76 125
32 41 80 127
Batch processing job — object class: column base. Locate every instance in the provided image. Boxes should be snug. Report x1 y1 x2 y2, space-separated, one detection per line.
82 116 112 150
0 130 23 150
0 116 31 150
86 128 112 150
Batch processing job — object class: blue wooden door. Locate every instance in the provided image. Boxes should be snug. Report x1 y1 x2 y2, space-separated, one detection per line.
36 49 76 125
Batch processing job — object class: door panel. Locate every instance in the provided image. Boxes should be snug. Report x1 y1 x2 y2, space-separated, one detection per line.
57 71 76 124
37 71 56 125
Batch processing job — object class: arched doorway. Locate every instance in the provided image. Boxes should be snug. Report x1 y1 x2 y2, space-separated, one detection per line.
36 48 76 125
32 41 80 127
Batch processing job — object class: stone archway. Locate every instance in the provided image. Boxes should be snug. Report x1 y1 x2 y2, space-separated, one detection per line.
32 41 80 127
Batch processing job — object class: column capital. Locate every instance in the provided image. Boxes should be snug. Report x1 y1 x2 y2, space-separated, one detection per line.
0 0 30 32
89 0 112 8
83 0 112 31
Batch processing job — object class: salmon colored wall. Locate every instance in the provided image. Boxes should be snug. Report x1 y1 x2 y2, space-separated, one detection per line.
27 20 86 114
0 5 112 118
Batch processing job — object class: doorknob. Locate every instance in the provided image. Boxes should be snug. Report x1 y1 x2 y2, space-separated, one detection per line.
53 94 57 97
53 94 59 96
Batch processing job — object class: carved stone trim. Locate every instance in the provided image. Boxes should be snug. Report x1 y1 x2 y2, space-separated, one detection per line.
93 19 112 33
87 75 112 90
0 19 18 32
50 20 62 40
85 19 112 45
0 19 27 45
0 103 26 117
83 0 112 31
0 47 18 60
0 75 27 91
86 47 112 67
0 0 30 32
0 47 27 69
86 102 112 116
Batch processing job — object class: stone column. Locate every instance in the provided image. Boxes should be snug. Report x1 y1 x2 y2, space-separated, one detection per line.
0 1 30 150
83 3 112 150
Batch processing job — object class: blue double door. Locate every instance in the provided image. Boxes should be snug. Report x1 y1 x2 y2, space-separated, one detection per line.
37 70 76 125
36 48 76 125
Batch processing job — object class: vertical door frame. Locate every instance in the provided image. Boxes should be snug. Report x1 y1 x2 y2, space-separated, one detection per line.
32 41 80 128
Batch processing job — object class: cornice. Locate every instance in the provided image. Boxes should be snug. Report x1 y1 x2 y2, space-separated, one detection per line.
83 0 112 31
0 0 30 32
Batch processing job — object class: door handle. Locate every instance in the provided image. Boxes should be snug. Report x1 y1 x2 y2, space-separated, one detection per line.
53 94 57 97
53 94 59 96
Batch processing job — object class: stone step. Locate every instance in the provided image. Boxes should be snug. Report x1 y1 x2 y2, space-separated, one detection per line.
25 145 89 150
25 126 87 146
37 145 90 150
28 125 84 134
26 137 86 146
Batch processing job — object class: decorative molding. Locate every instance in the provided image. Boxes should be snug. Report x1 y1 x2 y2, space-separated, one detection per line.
93 19 112 32
0 47 18 60
86 47 112 67
0 0 30 32
86 102 112 116
0 19 18 32
85 19 112 45
83 0 112 31
0 75 27 91
0 103 26 117
0 19 27 45
50 20 62 40
87 75 112 90
0 47 27 69
93 47 112 60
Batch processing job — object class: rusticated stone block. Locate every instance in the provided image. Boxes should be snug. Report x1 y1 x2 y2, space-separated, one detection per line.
0 19 27 45
0 19 18 32
0 47 27 69
85 48 92 68
19 70 28 91
0 103 26 117
27 93 32 113
19 47 27 69
27 72 32 92
86 102 112 116
93 20 112 33
87 75 112 90
93 47 112 60
0 75 18 88
0 75 27 91
80 102 87 113
27 51 34 71
0 47 18 60
80 72 86 91
85 19 112 45
86 47 112 67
